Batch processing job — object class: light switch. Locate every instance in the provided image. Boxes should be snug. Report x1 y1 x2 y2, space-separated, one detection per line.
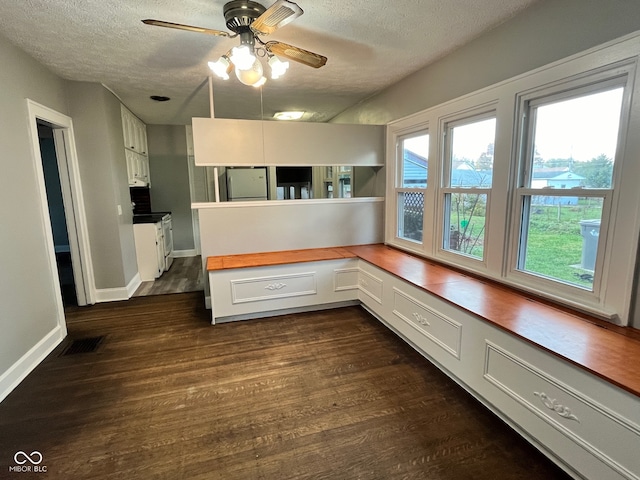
117 204 122 216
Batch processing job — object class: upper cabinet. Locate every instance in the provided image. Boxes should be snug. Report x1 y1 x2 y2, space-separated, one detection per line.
121 105 150 186
192 118 385 167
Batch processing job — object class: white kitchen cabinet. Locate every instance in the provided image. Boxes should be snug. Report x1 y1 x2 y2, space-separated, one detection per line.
192 117 384 166
125 149 150 186
133 223 164 281
121 105 148 155
121 105 150 186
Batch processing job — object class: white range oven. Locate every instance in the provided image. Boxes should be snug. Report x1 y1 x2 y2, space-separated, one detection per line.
161 214 173 271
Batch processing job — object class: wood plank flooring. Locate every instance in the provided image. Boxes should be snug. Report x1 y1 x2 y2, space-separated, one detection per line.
133 255 204 297
0 293 571 479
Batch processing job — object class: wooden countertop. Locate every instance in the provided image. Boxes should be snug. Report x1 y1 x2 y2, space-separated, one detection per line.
206 247 356 271
207 244 640 398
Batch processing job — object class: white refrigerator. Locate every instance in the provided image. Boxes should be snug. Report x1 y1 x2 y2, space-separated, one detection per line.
226 167 268 201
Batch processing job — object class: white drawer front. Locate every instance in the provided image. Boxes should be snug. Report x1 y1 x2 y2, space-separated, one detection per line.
484 342 640 480
231 272 317 304
358 269 383 304
392 288 462 359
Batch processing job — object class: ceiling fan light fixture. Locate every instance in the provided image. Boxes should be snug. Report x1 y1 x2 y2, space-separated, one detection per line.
252 76 267 88
274 111 304 120
235 58 265 86
268 55 289 79
230 45 256 71
208 56 232 80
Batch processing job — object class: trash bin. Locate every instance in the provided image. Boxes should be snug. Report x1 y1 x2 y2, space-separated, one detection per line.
579 219 600 271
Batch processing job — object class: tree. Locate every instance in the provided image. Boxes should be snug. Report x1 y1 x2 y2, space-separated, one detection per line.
572 154 613 188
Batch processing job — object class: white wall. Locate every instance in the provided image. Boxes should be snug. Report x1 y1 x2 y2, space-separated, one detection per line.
196 199 384 258
66 81 138 291
333 0 640 125
147 125 195 252
0 34 70 400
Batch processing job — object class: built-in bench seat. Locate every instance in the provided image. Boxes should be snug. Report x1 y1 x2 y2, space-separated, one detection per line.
207 243 640 480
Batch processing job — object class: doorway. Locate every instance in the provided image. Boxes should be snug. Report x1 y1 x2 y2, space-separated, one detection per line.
27 100 95 310
38 123 77 306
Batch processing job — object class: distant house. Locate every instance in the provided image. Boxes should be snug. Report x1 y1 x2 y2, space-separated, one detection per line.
531 168 585 205
403 150 428 187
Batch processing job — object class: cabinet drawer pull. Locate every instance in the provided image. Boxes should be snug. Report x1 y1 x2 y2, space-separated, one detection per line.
534 392 580 423
265 283 287 291
413 312 430 326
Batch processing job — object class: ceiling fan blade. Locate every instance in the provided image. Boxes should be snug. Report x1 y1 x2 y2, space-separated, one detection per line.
250 0 303 35
265 41 327 68
142 19 230 37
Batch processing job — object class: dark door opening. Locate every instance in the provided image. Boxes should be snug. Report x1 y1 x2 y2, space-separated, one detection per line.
38 122 77 306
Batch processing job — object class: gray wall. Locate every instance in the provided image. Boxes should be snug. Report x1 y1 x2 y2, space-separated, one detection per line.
333 0 640 124
147 125 195 252
0 34 70 385
66 81 138 289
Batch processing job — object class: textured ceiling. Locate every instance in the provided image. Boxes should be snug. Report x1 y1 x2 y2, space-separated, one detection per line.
0 0 540 124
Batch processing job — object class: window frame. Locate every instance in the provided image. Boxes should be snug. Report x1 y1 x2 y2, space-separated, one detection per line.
388 125 431 250
438 109 497 265
385 35 640 326
506 65 634 311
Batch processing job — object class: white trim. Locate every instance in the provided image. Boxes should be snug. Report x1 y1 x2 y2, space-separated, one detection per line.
172 249 198 258
26 100 96 306
126 273 142 298
192 196 384 210
0 326 65 403
95 285 131 303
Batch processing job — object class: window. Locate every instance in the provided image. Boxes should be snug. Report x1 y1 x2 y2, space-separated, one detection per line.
515 83 624 291
386 40 640 324
442 115 496 261
396 132 429 243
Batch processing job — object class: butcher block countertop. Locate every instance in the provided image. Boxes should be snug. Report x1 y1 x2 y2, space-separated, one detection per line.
207 243 640 397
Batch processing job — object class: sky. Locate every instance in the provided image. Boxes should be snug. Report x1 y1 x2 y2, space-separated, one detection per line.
403 86 624 163
534 87 623 162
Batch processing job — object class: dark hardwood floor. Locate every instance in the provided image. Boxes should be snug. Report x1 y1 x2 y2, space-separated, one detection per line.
133 255 203 297
0 293 571 479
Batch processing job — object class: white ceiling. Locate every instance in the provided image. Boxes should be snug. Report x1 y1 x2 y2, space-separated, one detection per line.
0 0 540 124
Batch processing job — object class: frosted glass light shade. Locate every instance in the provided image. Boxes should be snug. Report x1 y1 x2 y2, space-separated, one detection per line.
230 45 256 71
235 59 266 86
208 57 230 80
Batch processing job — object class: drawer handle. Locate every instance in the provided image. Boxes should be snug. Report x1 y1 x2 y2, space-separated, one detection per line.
534 392 580 423
360 278 369 286
412 312 430 326
265 283 287 291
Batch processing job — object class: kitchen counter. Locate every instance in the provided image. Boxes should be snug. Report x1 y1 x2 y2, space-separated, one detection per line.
133 212 171 224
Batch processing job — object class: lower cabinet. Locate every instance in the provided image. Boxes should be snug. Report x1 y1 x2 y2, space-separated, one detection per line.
133 223 164 281
208 259 359 324
356 260 640 480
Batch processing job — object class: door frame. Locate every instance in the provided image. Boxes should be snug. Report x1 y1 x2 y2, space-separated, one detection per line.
27 99 96 307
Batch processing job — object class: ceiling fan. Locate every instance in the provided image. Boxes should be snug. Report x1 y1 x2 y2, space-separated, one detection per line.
143 0 327 87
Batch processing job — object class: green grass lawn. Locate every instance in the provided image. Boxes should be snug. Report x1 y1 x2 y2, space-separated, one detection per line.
448 199 602 288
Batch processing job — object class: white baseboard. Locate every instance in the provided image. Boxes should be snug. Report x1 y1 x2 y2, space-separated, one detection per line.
126 273 142 298
0 326 65 403
172 249 197 258
95 273 142 303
